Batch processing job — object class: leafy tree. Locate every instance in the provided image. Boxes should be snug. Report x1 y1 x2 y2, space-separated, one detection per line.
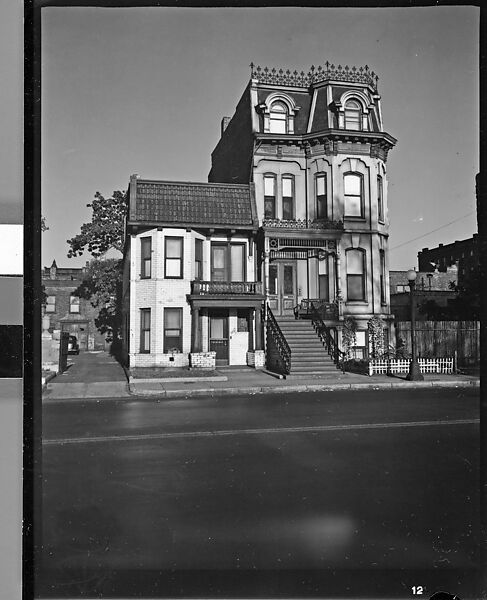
41 216 49 232
74 258 123 342
67 190 127 258
67 190 127 343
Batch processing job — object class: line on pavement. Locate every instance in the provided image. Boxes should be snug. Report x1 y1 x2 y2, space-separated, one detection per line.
42 418 479 446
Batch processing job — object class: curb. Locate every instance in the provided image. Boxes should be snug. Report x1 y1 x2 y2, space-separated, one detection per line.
128 378 479 399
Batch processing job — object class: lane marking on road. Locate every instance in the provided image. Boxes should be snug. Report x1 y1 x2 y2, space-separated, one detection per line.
43 418 479 446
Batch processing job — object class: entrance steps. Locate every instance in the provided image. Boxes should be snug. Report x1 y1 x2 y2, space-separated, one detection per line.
275 316 338 375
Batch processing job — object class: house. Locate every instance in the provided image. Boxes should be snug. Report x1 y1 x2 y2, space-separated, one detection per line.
122 62 397 373
42 261 107 351
389 266 458 321
417 234 479 291
121 180 265 370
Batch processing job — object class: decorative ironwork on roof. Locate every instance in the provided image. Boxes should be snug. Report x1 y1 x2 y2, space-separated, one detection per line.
250 62 379 90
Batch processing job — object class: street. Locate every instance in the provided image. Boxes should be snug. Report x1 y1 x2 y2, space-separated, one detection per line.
38 387 480 598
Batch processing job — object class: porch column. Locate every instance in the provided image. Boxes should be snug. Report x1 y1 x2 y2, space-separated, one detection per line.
191 307 201 353
264 250 270 300
255 305 263 350
248 309 255 351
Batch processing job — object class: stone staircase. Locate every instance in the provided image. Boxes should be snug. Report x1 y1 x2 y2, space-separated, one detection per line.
275 316 338 376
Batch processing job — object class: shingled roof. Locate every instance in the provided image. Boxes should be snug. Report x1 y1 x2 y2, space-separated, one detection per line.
128 179 257 229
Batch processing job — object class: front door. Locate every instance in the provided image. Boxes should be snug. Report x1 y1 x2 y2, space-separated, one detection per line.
209 312 229 366
268 262 297 316
61 322 88 350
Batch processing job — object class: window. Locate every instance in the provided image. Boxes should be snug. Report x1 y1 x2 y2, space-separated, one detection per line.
264 174 276 219
164 308 182 353
380 250 386 303
165 237 183 278
195 238 203 280
140 237 152 278
377 175 384 222
346 249 366 301
269 101 288 134
69 296 80 313
352 330 367 359
140 308 151 353
269 264 278 295
237 309 249 332
318 255 329 301
211 243 245 282
344 99 362 130
344 173 364 218
282 175 294 220
316 173 327 219
45 296 56 313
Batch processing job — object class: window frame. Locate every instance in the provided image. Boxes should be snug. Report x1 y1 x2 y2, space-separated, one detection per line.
344 99 362 131
346 248 366 302
164 307 183 353
69 295 80 314
140 236 152 279
344 172 365 219
194 238 203 281
315 173 327 219
164 236 184 279
45 295 56 313
377 175 384 223
263 173 277 219
379 249 386 304
281 174 295 220
140 308 151 354
210 242 246 282
269 101 288 134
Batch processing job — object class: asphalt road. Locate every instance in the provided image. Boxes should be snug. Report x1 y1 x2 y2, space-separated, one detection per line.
37 387 481 598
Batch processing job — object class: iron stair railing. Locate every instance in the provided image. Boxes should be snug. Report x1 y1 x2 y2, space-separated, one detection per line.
266 304 291 375
309 301 346 371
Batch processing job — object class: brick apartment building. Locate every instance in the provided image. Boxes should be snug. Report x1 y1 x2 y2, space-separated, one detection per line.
42 260 107 351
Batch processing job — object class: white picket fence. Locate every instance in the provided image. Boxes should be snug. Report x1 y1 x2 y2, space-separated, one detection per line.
368 357 454 376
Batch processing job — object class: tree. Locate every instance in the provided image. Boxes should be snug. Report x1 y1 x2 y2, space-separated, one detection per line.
41 216 49 232
74 258 123 342
67 190 127 258
67 190 127 342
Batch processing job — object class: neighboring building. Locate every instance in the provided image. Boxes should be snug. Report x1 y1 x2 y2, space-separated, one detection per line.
389 266 458 321
417 234 479 288
122 62 397 372
42 261 106 351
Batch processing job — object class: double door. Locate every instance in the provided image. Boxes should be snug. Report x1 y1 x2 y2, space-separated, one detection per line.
268 262 297 316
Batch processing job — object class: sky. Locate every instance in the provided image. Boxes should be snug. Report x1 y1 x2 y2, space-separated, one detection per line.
36 5 480 271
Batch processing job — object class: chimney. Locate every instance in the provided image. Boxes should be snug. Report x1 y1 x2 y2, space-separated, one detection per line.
221 117 231 136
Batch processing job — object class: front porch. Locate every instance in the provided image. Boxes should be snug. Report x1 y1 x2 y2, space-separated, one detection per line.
187 280 265 368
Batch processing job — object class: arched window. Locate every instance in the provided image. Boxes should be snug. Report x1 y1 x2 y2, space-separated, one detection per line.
346 248 366 301
264 174 276 218
344 99 362 130
282 175 294 220
269 101 288 134
344 173 364 218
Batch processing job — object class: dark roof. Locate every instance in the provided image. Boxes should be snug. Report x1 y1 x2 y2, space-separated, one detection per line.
129 180 257 229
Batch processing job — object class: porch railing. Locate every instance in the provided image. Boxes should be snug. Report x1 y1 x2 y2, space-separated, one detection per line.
309 301 345 371
266 304 291 375
191 281 263 295
294 298 339 320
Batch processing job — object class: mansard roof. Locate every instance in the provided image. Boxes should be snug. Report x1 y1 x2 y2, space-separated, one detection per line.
127 179 258 230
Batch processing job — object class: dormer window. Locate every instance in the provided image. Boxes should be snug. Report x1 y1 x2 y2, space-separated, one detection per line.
269 102 288 134
260 94 299 134
344 100 362 130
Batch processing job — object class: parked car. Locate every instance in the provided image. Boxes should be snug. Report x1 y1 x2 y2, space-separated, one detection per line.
67 335 80 355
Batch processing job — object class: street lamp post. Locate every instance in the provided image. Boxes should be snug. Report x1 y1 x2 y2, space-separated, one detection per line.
406 269 424 381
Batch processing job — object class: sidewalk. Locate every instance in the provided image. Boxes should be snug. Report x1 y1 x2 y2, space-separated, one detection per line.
128 367 480 400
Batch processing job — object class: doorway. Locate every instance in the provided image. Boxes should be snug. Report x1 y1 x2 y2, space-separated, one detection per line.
268 262 297 316
209 311 229 365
